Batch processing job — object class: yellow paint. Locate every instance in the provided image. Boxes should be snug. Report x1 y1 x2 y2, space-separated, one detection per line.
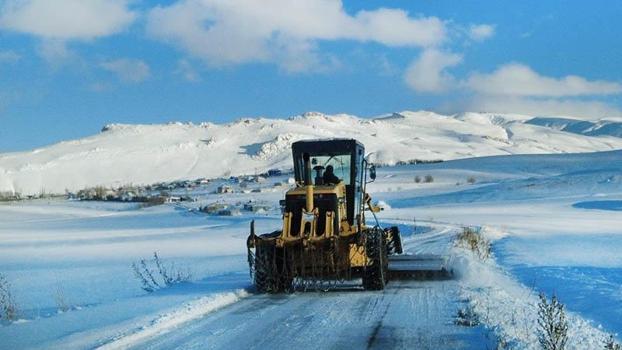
305 185 314 212
349 243 368 267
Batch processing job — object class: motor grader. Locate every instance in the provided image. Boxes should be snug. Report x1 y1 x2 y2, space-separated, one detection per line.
246 138 406 292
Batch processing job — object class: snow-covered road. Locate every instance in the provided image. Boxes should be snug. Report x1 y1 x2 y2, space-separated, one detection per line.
129 280 488 350
92 222 487 350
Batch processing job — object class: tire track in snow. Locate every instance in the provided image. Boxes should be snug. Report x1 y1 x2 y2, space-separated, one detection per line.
366 287 399 349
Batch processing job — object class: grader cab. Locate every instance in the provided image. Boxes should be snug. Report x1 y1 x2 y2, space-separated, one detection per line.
247 139 432 293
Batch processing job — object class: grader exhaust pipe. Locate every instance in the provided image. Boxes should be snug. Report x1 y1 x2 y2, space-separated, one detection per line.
303 152 314 212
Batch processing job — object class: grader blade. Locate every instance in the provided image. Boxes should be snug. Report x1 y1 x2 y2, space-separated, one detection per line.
388 254 452 280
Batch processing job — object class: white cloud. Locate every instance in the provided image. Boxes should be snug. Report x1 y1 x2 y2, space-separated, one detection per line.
0 50 20 63
405 57 622 119
460 95 622 120
0 0 136 40
101 59 151 83
466 63 622 97
376 54 398 76
404 49 462 93
146 0 446 71
175 59 200 82
353 8 446 47
468 24 495 42
37 40 74 65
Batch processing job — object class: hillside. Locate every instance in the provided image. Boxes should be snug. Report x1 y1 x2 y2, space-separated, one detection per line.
1 110 622 195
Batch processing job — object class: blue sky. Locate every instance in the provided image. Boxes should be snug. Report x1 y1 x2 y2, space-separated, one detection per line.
1 0 621 152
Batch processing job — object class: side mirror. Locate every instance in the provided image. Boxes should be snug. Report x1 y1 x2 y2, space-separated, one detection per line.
369 164 376 181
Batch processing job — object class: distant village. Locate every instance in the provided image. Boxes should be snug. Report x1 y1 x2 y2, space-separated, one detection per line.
43 168 292 216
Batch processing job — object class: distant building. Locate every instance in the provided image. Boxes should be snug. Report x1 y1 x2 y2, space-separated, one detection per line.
217 208 241 216
120 192 136 201
267 169 282 177
254 176 267 183
243 202 272 213
165 196 182 203
217 185 234 194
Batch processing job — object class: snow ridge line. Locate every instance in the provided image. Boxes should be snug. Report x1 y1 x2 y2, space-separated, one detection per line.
96 289 250 350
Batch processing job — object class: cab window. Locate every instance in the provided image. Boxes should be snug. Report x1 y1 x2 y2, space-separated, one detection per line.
310 154 351 185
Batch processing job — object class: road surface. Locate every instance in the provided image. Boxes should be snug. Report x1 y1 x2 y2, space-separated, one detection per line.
130 223 492 349
135 279 490 350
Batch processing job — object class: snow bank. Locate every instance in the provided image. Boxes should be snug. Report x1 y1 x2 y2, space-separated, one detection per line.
97 290 249 350
453 239 611 349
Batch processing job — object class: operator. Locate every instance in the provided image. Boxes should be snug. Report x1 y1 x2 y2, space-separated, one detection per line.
323 165 340 184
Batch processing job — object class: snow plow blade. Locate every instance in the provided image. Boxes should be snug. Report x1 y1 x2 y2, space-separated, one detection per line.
388 254 452 280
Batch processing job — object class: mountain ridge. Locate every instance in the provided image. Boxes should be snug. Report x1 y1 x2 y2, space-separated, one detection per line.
2 110 622 195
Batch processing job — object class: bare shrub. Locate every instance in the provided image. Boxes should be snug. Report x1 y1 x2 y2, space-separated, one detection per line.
537 293 568 350
0 273 19 321
153 252 192 286
132 252 192 292
53 284 71 312
132 259 160 292
0 192 21 202
455 304 479 327
495 336 510 350
424 175 434 183
456 227 491 260
605 335 621 350
141 195 166 208
414 175 421 183
94 186 107 200
467 176 477 184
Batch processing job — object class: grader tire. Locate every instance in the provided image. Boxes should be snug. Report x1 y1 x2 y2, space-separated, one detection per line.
386 226 403 255
363 228 389 290
274 247 293 292
254 245 292 293
254 244 276 293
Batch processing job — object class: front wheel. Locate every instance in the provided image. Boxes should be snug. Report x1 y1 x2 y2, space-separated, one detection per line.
254 244 277 293
254 244 292 293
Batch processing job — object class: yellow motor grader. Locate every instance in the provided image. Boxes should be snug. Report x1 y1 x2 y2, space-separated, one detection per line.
247 139 443 293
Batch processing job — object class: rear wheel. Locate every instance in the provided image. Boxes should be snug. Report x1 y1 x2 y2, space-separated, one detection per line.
363 228 388 290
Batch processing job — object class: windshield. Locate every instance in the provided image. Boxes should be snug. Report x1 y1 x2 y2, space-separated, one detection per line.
311 154 351 185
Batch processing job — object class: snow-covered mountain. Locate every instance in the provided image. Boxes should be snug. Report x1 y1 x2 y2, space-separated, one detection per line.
2 110 622 195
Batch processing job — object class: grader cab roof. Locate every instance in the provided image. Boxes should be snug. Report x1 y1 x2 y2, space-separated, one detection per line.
291 138 364 156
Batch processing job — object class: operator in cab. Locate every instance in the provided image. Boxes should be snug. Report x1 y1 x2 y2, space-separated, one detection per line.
323 165 340 184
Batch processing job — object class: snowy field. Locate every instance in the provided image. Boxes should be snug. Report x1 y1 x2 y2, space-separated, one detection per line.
1 149 621 349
